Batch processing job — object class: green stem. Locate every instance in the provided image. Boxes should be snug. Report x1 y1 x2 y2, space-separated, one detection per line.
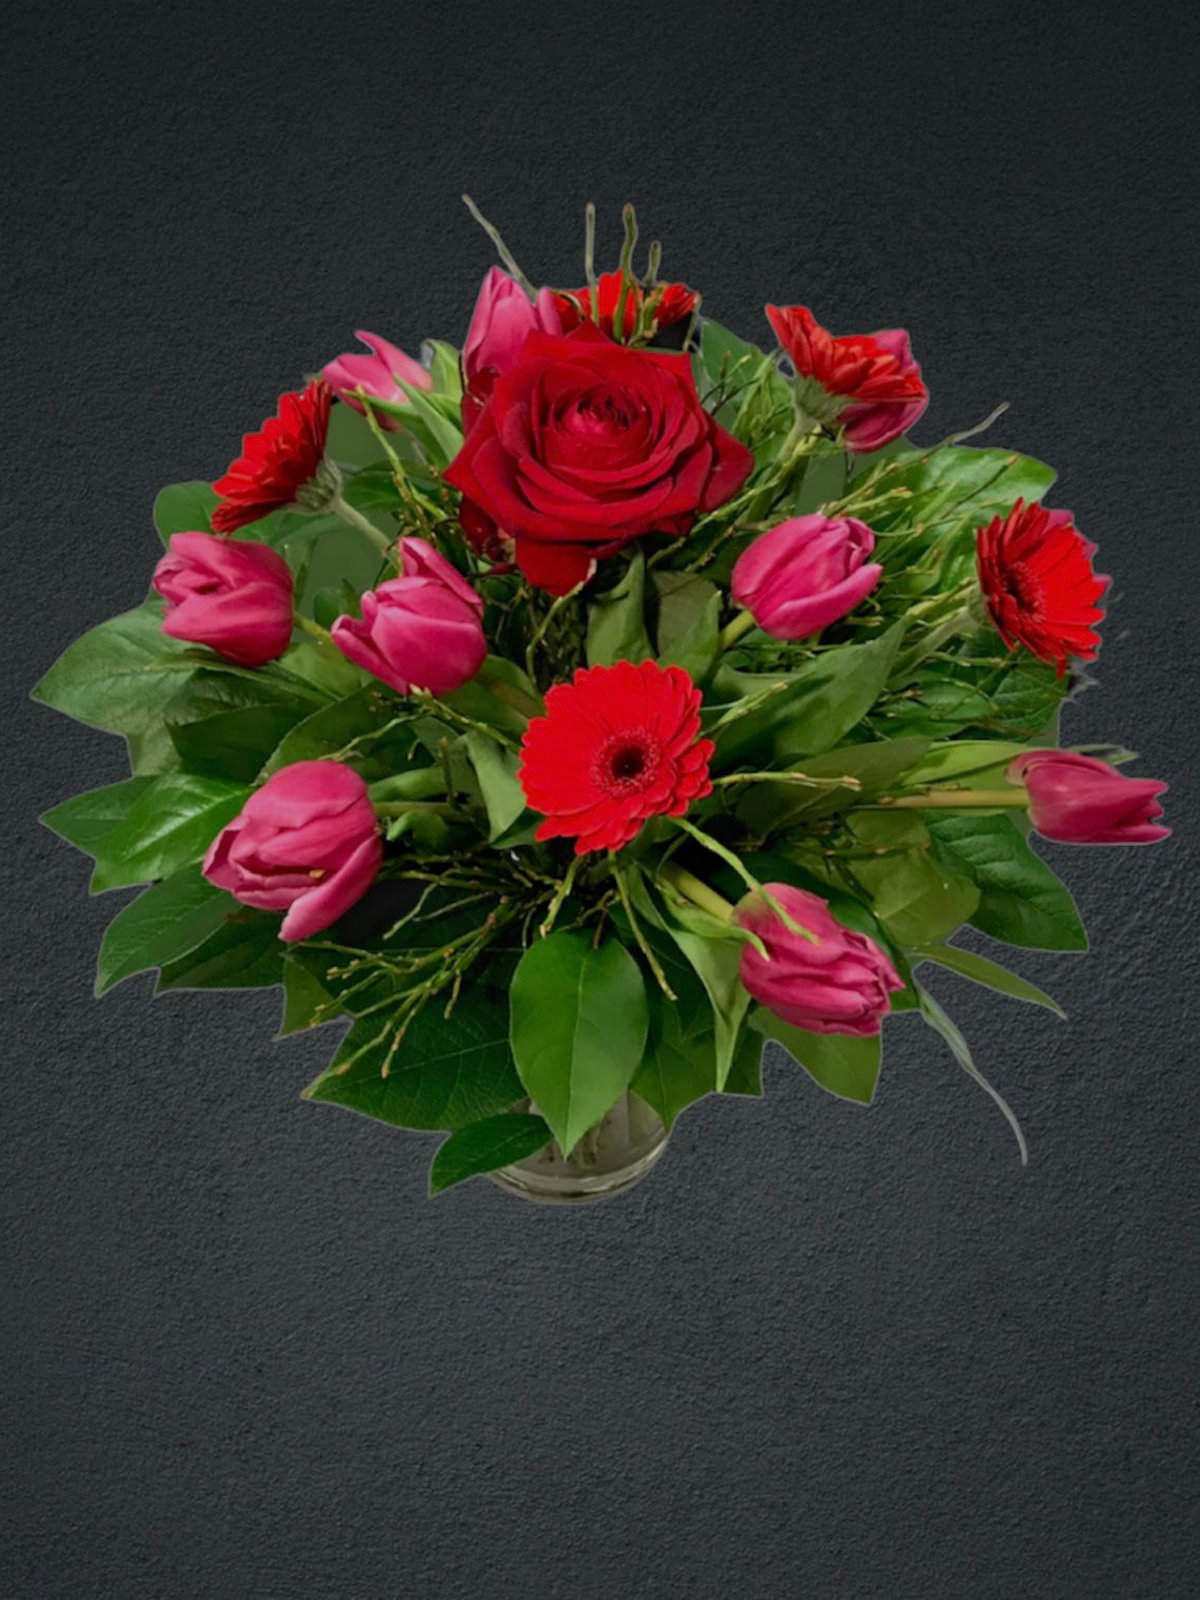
893 604 977 678
373 800 459 818
368 769 448 803
871 788 1028 810
658 860 735 924
332 494 397 562
667 817 816 941
610 860 677 1000
294 612 334 645
540 855 582 939
525 584 584 685
474 660 543 719
717 609 757 651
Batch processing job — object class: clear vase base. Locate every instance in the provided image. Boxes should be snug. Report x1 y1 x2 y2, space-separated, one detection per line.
488 1093 668 1205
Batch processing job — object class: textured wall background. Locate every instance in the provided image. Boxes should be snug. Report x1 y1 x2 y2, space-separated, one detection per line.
3 3 1198 1595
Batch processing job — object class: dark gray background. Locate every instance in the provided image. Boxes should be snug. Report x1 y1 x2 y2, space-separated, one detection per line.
3 3 1197 1595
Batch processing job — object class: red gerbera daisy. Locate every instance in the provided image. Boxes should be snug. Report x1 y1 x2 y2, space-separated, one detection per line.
554 271 699 341
764 303 928 450
976 499 1109 677
518 660 714 855
211 378 333 534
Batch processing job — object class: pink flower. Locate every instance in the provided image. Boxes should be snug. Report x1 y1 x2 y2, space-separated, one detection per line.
203 761 382 941
152 531 294 667
736 884 904 1036
1008 751 1170 845
731 515 883 639
331 537 486 697
322 330 432 428
462 267 562 431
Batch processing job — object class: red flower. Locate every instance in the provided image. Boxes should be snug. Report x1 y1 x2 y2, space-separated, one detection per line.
554 271 699 341
976 500 1108 676
444 324 753 595
518 660 714 854
765 304 928 451
211 379 333 534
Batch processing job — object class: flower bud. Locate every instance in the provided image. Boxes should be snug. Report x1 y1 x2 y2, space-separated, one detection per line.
153 531 294 667
1008 750 1169 844
462 268 562 430
731 515 882 639
736 884 903 1036
322 330 432 429
331 537 486 697
203 761 382 941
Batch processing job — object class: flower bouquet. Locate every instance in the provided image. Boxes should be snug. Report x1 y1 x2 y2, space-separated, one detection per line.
36 202 1169 1202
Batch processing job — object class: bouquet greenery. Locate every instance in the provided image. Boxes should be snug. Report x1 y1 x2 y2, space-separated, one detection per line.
36 203 1168 1200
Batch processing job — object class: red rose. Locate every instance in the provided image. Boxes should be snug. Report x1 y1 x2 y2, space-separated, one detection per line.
443 324 753 594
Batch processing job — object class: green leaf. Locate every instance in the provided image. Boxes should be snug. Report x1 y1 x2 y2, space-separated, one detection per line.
927 813 1087 951
586 551 653 668
169 701 314 782
89 772 249 891
633 986 717 1130
750 1008 883 1104
428 1112 550 1195
426 340 464 402
871 446 1056 533
261 686 405 778
305 985 522 1131
95 867 237 995
714 623 905 768
157 910 283 992
918 984 1027 1164
465 730 528 841
652 910 751 1090
723 1027 764 1097
654 571 721 682
153 481 219 543
42 777 157 858
509 931 649 1155
916 943 1064 1016
32 601 199 736
847 811 980 947
279 955 340 1033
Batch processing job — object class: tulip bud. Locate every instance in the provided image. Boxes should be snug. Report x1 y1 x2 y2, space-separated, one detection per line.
153 531 294 667
331 537 486 697
322 330 432 429
731 515 882 639
462 268 562 430
1008 751 1169 845
736 884 904 1036
203 761 382 941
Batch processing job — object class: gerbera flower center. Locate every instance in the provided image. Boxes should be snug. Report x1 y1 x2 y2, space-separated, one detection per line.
592 729 662 795
1001 561 1042 615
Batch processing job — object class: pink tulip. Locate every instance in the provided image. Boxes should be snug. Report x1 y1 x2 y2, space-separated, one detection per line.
322 329 432 428
331 537 486 697
153 531 294 667
737 884 904 1036
1008 750 1169 844
731 515 883 639
462 267 562 430
203 760 382 941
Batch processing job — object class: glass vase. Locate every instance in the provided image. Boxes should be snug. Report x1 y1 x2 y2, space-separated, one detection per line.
488 1091 668 1205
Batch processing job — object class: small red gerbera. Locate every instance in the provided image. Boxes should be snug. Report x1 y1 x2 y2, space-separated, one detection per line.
977 499 1109 677
211 378 333 534
518 660 714 855
764 304 927 450
554 271 699 341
